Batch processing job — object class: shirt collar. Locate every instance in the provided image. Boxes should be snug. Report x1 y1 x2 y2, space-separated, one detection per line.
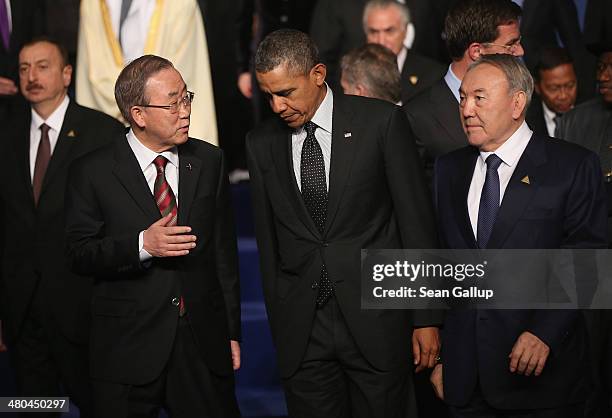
444 64 462 103
305 83 333 134
479 121 533 168
126 129 179 171
31 95 70 132
397 46 408 71
542 101 557 124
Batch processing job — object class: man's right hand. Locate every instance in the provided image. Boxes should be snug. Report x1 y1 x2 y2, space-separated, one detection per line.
0 77 18 96
430 364 444 400
143 213 196 257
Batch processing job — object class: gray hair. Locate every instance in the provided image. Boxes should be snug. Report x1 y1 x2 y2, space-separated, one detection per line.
468 54 534 110
363 0 411 32
341 43 401 103
254 29 319 75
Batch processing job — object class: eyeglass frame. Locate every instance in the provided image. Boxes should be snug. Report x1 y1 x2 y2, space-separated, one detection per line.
137 91 195 113
482 36 523 54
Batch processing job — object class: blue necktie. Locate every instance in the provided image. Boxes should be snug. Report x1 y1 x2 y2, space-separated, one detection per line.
477 154 503 248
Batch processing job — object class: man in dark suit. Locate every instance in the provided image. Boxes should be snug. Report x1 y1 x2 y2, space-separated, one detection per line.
556 40 612 418
404 0 523 184
65 55 241 418
1 37 124 417
362 0 445 105
526 47 577 137
431 54 607 417
247 29 439 418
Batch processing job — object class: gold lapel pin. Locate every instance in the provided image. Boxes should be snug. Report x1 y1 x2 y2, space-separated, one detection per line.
344 131 352 139
521 175 530 185
409 75 418 85
67 130 77 137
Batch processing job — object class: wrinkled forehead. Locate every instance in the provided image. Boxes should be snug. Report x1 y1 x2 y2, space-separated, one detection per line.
462 64 509 93
145 68 186 98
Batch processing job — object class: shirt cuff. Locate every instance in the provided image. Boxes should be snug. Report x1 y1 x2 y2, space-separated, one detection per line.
139 231 153 262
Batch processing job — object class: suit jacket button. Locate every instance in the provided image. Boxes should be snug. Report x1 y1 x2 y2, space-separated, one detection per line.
322 242 329 247
171 297 180 306
311 282 319 289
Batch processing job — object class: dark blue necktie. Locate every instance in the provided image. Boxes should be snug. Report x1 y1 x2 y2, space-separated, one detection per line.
477 154 503 249
300 121 333 307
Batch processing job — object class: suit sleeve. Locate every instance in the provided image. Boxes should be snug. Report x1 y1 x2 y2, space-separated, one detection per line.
213 150 242 341
245 134 279 324
528 151 608 352
382 107 443 326
65 158 141 277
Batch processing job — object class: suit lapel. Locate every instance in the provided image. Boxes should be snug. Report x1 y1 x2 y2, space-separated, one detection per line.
454 148 479 248
325 95 357 236
41 102 79 192
177 141 202 224
17 111 34 207
486 134 545 249
270 122 320 237
112 138 161 223
431 80 467 147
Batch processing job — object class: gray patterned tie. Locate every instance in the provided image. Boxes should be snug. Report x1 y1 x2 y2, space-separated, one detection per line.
301 121 333 306
477 154 503 248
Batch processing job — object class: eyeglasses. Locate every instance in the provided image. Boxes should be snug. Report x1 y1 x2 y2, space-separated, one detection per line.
139 91 195 113
483 37 522 54
596 61 612 74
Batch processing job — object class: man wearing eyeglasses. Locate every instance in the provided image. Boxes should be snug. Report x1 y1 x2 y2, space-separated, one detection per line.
65 54 241 418
403 0 523 186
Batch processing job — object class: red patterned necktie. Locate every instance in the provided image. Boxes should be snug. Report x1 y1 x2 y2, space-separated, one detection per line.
152 156 184 315
153 156 177 226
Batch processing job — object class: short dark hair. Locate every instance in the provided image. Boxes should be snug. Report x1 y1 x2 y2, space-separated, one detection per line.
533 47 574 82
444 0 522 60
341 44 401 103
254 29 320 75
21 36 70 67
114 55 174 125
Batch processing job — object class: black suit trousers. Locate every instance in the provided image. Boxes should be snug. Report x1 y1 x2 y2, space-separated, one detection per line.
92 316 240 418
10 285 92 418
282 298 417 418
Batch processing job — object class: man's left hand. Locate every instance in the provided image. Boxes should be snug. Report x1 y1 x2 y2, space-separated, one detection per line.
412 327 440 372
230 340 241 371
508 331 550 376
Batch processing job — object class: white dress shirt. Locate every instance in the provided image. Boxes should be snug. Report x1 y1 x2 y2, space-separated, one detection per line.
467 121 533 238
106 0 156 62
126 129 179 261
542 101 558 137
29 95 70 181
292 85 333 192
444 64 462 103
